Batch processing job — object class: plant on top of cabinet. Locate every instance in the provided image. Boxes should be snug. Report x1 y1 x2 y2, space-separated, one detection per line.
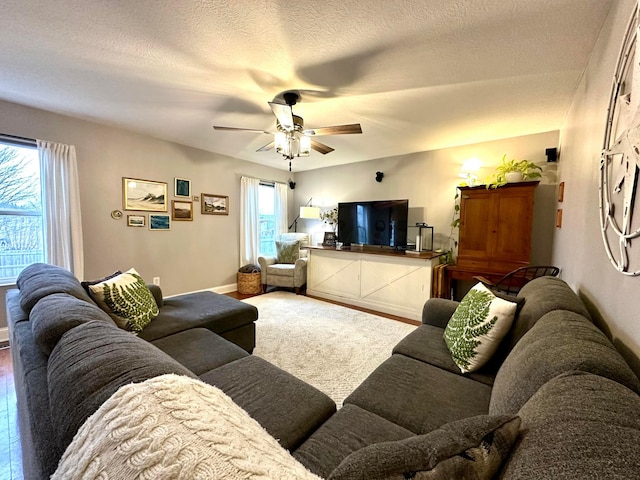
485 154 542 189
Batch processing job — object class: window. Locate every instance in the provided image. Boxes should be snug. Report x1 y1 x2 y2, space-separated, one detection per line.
0 139 44 283
258 183 276 257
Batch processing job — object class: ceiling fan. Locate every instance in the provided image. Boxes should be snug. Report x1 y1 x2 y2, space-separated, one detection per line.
213 91 362 170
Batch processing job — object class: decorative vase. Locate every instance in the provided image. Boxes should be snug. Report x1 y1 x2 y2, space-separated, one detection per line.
505 171 524 183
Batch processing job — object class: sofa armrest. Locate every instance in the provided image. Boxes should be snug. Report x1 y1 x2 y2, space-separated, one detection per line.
422 298 459 327
147 284 164 308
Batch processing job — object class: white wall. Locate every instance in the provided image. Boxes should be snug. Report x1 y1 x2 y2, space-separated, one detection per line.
0 99 290 330
293 131 559 265
554 0 640 370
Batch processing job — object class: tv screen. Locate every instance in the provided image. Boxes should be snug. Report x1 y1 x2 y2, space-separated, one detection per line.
337 199 409 248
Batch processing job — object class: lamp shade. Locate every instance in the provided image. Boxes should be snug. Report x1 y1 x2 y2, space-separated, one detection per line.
300 206 320 219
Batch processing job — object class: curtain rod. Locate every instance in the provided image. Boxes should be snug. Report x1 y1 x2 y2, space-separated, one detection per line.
241 175 286 186
0 133 36 147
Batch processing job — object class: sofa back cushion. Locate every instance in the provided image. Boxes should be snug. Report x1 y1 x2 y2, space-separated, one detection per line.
48 320 195 452
497 371 640 479
17 263 92 313
490 310 640 415
31 293 116 356
505 276 590 351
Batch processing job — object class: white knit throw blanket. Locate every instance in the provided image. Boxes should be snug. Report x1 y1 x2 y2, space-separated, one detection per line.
52 374 322 480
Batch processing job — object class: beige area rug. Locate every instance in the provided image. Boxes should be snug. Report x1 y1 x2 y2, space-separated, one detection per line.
242 291 417 407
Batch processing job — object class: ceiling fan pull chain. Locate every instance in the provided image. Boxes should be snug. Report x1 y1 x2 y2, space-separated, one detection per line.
289 160 292 172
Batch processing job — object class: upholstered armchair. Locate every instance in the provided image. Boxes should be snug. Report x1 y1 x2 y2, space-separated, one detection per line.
258 233 310 294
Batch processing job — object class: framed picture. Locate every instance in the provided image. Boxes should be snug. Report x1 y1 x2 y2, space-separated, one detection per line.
127 214 146 227
558 181 565 202
323 231 337 247
149 214 171 230
201 193 229 215
172 200 193 221
175 177 191 198
123 178 167 212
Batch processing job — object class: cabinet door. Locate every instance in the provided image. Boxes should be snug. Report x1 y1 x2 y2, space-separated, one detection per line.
457 190 493 268
491 187 534 267
308 250 360 299
360 255 430 317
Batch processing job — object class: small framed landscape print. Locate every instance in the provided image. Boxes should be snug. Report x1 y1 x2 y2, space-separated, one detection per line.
149 214 171 230
201 193 229 215
175 177 191 198
127 214 146 227
123 178 167 212
172 200 193 221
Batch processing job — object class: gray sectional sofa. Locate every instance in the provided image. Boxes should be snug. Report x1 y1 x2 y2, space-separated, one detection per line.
7 263 640 479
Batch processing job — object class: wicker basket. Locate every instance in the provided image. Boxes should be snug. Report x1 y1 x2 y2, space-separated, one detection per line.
237 272 261 294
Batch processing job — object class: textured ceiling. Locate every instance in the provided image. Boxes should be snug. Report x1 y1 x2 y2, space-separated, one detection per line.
0 0 613 171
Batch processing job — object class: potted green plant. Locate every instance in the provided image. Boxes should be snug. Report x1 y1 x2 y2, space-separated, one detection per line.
486 154 542 188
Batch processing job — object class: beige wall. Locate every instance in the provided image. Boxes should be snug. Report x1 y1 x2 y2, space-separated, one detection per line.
0 99 291 330
293 131 559 266
554 0 640 371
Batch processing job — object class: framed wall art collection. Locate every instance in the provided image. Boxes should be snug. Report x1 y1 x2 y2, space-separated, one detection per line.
116 176 228 230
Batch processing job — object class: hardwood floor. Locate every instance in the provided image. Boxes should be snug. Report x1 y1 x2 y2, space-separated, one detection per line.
0 347 22 480
0 289 416 480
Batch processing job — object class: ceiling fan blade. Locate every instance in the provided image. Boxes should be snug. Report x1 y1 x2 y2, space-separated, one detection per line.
310 139 335 155
213 126 272 134
304 124 362 136
257 141 275 152
268 102 294 130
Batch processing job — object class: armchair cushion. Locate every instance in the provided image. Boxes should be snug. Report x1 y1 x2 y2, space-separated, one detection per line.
276 240 300 264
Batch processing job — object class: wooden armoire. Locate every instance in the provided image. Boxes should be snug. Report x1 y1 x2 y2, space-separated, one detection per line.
447 181 538 285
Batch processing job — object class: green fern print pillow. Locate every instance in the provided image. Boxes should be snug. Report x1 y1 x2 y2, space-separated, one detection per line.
88 268 159 333
444 283 518 373
276 240 300 264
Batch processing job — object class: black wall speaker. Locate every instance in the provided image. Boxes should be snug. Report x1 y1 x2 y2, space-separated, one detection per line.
545 147 558 162
375 171 384 182
288 180 296 189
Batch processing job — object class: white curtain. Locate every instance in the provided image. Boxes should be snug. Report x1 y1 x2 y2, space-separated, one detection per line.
274 182 288 235
240 176 260 266
37 140 84 279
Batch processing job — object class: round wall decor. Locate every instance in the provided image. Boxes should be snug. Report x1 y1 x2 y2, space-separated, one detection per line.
600 4 640 275
111 210 123 220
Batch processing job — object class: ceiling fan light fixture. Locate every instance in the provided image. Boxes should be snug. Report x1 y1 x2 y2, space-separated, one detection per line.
299 135 311 156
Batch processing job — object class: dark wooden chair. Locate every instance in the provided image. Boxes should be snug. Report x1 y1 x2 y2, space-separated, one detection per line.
474 265 560 296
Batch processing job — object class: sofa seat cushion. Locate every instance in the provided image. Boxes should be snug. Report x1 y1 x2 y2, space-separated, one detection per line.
200 355 336 451
30 293 115 356
137 291 258 342
48 321 195 452
267 263 296 277
293 404 414 479
17 262 92 313
498 371 640 479
329 414 521 480
393 325 497 386
344 354 492 434
151 328 248 375
490 310 640 415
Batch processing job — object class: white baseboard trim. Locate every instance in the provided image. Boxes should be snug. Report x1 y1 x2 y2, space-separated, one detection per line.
164 283 238 298
0 327 8 343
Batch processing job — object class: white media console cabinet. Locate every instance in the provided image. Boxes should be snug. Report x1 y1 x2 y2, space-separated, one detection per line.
306 246 443 321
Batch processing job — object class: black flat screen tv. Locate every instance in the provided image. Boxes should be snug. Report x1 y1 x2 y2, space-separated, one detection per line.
337 199 409 248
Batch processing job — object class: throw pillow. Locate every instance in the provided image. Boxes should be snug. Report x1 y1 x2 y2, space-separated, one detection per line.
276 240 300 264
329 414 521 480
443 282 518 373
88 268 159 333
80 270 122 295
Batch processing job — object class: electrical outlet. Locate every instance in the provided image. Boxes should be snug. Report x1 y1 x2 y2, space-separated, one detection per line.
153 277 160 286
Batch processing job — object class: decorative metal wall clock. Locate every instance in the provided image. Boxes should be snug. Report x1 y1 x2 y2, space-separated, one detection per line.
601 4 640 275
